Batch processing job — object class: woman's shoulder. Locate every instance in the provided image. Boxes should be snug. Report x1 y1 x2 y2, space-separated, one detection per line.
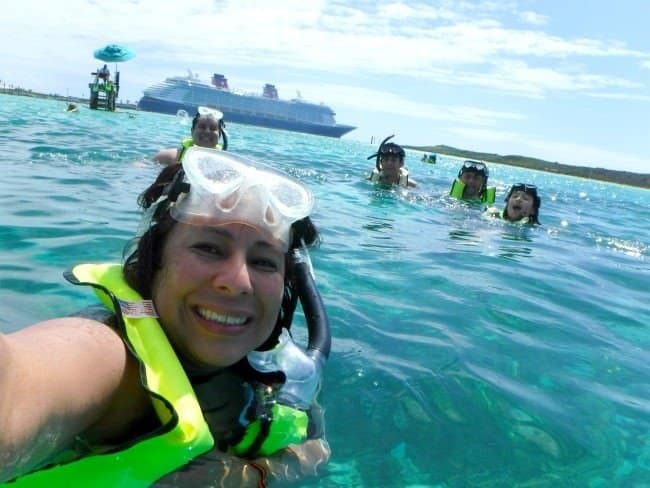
67 304 117 325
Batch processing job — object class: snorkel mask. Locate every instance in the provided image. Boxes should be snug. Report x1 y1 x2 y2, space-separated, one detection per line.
505 183 540 206
458 160 489 179
194 106 223 125
168 147 313 248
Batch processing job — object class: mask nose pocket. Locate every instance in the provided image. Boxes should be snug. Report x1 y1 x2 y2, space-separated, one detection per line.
263 205 280 227
217 188 243 213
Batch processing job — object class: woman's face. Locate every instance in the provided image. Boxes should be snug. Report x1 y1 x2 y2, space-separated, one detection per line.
191 115 220 148
506 190 535 221
152 222 286 369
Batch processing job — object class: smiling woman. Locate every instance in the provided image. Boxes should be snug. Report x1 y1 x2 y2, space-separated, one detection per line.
0 148 331 487
153 106 229 166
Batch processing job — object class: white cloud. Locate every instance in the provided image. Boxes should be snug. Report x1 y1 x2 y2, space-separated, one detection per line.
519 10 549 26
2 0 648 171
2 0 645 101
297 83 523 125
585 91 650 102
378 2 416 19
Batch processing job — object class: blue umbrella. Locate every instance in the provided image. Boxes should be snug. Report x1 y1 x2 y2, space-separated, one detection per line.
93 44 135 63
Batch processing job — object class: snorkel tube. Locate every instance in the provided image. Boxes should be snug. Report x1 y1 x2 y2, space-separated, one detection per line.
292 244 331 362
221 125 229 150
367 134 395 172
247 244 330 410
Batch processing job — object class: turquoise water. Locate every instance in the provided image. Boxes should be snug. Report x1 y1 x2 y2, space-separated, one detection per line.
1 94 649 487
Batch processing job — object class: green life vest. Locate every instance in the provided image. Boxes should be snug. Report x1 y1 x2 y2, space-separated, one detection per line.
178 137 222 162
5 263 310 486
449 179 496 204
5 263 214 487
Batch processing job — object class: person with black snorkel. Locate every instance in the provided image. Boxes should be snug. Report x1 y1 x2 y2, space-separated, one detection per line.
367 135 417 188
449 160 496 204
154 106 229 165
485 183 541 224
0 147 331 487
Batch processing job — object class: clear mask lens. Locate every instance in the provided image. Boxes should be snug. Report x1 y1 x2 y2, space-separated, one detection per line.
461 160 488 178
197 106 223 121
511 183 537 194
170 147 313 245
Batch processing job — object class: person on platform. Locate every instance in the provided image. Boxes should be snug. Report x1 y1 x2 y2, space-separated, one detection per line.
97 64 110 83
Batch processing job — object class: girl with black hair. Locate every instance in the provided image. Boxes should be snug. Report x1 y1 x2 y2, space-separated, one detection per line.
485 183 541 224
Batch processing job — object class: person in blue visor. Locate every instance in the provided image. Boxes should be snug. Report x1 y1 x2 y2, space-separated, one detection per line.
0 148 331 486
154 106 229 165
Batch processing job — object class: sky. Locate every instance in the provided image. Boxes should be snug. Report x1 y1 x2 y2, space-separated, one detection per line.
1 0 649 173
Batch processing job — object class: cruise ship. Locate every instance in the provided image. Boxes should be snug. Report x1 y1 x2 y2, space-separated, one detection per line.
137 71 356 138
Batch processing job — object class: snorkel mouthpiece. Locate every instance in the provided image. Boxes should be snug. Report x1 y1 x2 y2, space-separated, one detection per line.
170 147 314 247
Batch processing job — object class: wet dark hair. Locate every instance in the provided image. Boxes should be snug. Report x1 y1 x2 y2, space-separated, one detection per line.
123 163 321 355
503 183 541 225
379 142 405 160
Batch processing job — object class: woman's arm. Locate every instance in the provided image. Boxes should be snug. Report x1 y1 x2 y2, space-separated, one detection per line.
251 437 331 485
152 148 181 165
154 438 330 488
0 317 144 482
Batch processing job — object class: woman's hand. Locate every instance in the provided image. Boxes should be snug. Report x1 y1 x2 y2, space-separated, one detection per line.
154 439 330 487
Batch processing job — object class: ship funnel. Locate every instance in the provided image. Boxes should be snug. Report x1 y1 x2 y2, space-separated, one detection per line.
263 83 279 99
212 73 229 89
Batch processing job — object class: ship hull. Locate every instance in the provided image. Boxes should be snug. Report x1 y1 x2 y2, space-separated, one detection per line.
137 96 355 138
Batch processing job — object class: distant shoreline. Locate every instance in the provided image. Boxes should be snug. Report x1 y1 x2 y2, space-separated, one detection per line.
406 144 650 190
2 87 648 188
0 87 137 110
